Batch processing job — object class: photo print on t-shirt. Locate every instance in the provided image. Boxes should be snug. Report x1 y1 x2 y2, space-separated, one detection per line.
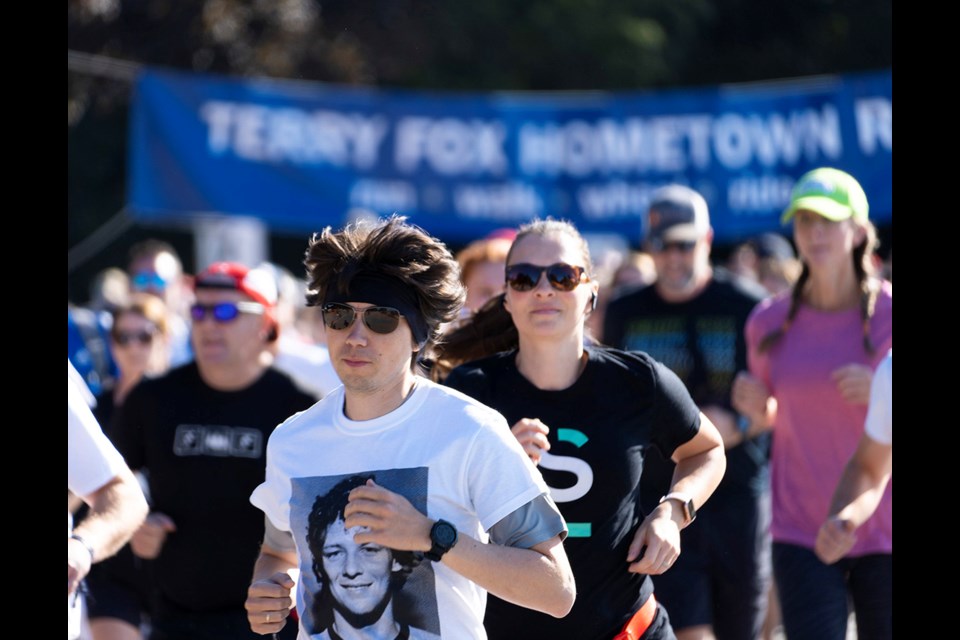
289 468 441 639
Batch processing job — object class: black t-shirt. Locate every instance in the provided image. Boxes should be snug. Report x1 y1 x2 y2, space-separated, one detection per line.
603 269 770 507
444 346 700 640
113 362 317 613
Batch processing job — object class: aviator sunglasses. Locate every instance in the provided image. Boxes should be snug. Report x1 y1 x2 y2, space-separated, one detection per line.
321 302 402 334
505 263 589 292
190 301 265 323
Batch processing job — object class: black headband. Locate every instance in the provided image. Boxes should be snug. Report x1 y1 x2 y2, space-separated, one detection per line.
323 271 429 346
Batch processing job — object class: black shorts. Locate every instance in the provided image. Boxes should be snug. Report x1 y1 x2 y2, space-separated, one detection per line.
650 491 772 640
85 547 152 627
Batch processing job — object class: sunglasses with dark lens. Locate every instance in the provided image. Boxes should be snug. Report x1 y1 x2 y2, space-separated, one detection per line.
113 330 154 347
190 301 265 323
132 271 169 291
649 239 697 254
505 263 589 292
321 303 402 334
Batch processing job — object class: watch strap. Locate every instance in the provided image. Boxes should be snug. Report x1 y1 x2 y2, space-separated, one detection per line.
424 519 458 562
659 492 696 526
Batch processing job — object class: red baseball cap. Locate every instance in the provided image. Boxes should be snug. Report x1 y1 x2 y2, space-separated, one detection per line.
193 262 279 331
193 262 278 307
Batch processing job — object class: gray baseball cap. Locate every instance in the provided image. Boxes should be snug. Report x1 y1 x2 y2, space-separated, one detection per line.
644 184 710 245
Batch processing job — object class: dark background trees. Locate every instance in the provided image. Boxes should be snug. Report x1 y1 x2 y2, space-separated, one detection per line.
67 0 892 300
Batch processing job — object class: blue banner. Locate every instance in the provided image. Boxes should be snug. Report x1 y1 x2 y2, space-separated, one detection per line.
128 68 891 245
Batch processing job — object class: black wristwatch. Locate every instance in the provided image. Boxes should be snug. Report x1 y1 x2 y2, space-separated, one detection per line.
424 519 458 562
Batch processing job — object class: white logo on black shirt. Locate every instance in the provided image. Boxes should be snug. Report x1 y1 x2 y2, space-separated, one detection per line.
173 424 263 458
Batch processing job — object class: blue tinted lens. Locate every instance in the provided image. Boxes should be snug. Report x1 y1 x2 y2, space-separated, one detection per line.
132 271 167 291
190 303 241 322
212 303 240 321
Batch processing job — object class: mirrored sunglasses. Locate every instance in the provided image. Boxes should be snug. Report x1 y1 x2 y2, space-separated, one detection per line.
505 263 589 292
190 301 265 323
112 330 155 347
321 303 402 334
132 271 169 291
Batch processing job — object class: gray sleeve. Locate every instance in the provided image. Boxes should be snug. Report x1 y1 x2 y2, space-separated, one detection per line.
488 493 568 548
263 515 297 553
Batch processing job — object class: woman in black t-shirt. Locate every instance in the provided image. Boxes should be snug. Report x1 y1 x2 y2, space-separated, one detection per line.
436 218 726 640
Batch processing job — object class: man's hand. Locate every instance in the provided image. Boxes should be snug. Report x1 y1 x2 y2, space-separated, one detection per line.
510 418 551 465
130 511 177 559
731 371 771 422
246 572 295 635
67 536 93 596
344 479 433 552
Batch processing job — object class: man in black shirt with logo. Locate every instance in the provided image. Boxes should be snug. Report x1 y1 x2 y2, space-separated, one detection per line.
112 261 317 640
604 185 771 640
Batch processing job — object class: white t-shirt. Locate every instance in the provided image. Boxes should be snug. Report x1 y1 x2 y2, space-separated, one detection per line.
251 376 550 640
68 360 127 500
864 348 892 445
68 360 129 639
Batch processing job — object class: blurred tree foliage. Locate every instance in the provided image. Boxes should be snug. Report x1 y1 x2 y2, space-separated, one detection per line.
67 0 891 294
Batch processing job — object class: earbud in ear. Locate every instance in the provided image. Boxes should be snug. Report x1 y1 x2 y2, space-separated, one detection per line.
590 293 598 311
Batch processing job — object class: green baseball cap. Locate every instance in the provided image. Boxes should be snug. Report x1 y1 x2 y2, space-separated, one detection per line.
781 167 869 225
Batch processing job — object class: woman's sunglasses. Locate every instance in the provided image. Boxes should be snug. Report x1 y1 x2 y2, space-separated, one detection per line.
112 330 155 347
321 303 402 334
190 301 265 323
505 263 589 292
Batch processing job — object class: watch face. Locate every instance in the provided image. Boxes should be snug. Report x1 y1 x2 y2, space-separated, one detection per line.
433 521 457 547
684 499 696 522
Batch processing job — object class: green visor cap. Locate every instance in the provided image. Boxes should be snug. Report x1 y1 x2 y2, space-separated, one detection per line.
781 167 869 225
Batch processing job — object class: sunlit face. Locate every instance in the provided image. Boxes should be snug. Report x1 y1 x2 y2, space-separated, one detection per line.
111 311 161 378
129 252 180 301
324 302 417 394
463 260 506 313
321 518 400 616
792 209 864 272
190 289 268 369
503 232 596 340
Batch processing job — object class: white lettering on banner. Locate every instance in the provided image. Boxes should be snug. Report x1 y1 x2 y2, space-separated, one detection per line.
349 179 417 213
520 107 843 176
199 101 388 168
454 182 542 220
714 106 842 169
394 117 507 175
577 181 669 220
198 100 865 183
727 174 796 212
854 98 892 155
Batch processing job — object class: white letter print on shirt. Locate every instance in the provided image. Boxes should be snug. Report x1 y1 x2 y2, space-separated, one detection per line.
538 428 593 537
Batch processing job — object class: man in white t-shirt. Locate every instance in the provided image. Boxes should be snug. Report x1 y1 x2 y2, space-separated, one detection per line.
814 348 893 564
68 360 149 639
244 216 576 639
